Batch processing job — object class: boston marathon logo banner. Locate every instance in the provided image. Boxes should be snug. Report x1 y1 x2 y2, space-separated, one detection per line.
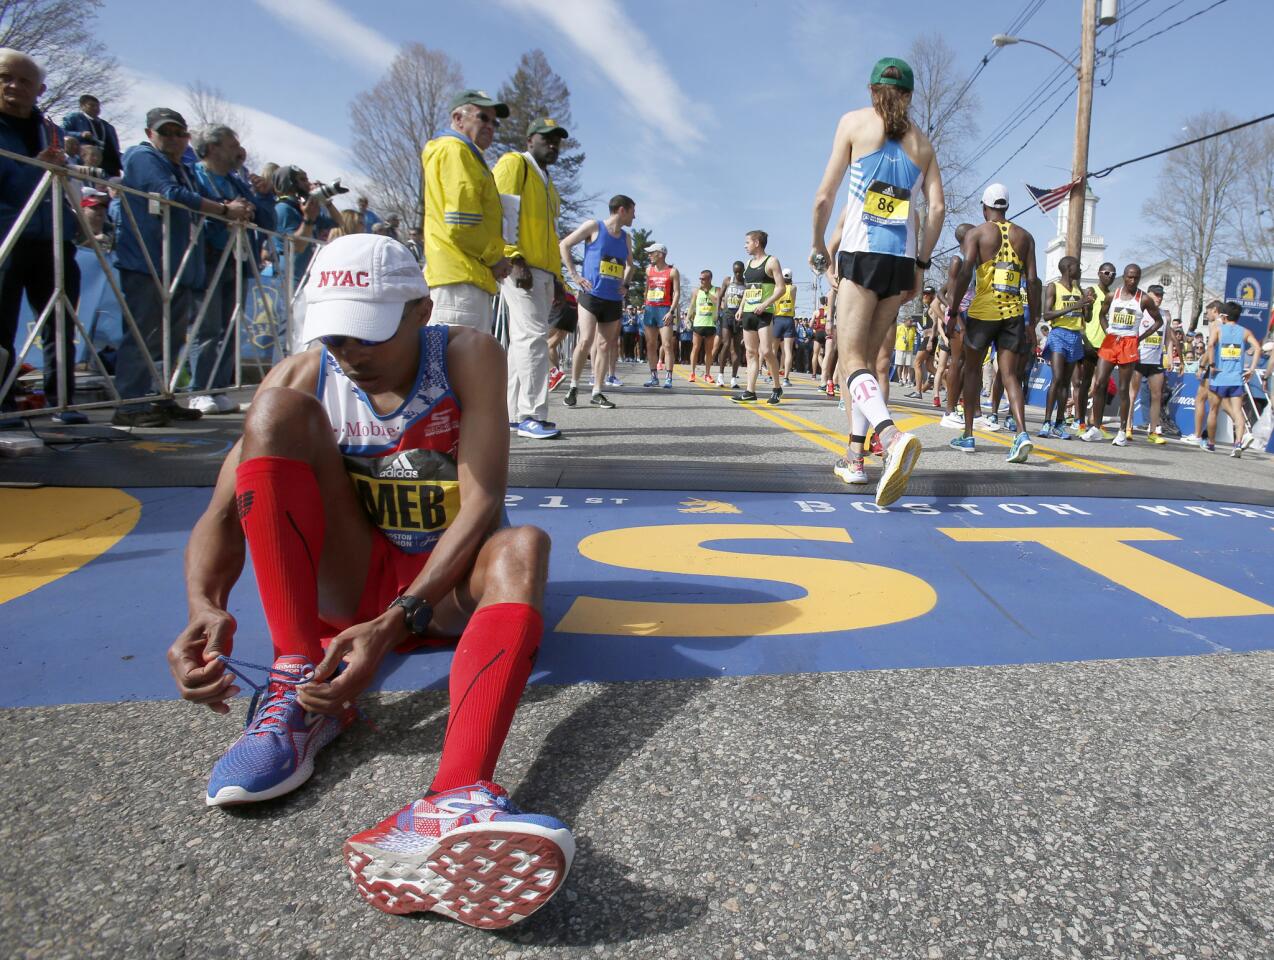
1225 260 1273 342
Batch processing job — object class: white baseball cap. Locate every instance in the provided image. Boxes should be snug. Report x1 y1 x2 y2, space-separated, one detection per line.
302 234 429 343
782 268 793 279
648 242 667 254
981 183 1009 209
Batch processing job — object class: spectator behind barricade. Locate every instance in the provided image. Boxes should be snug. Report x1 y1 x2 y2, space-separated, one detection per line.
62 94 122 177
356 194 380 232
494 116 568 438
78 188 112 250
422 89 511 329
112 106 250 428
271 164 343 287
188 124 273 415
0 49 85 426
383 213 401 241
338 208 362 236
405 225 423 262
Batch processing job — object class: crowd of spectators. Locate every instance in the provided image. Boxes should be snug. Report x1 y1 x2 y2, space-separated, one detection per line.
0 47 414 428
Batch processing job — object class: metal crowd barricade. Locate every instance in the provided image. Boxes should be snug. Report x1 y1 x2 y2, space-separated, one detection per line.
0 146 322 421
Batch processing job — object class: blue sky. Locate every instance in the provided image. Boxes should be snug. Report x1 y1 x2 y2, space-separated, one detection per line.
93 0 1270 312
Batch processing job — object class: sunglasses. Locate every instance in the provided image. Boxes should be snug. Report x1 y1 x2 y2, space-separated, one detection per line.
320 334 388 349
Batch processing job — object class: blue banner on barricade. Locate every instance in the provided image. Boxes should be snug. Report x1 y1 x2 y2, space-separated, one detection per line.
1226 261 1273 344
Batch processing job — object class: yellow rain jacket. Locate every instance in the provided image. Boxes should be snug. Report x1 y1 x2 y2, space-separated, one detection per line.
421 132 505 294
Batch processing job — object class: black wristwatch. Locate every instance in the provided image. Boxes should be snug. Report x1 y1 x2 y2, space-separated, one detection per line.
388 594 433 636
915 257 932 270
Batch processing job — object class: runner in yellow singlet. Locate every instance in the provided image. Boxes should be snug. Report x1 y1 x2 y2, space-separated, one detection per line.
1038 255 1093 439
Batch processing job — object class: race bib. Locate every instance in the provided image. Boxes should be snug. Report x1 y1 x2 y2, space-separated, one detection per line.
1144 333 1162 346
599 258 624 279
744 283 764 308
645 282 667 303
345 449 460 555
726 290 743 309
862 180 910 227
1220 344 1242 359
1109 308 1138 333
696 295 714 317
991 260 1022 295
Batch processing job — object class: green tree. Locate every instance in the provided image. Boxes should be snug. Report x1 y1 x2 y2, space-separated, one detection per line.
490 49 595 235
627 227 655 310
0 0 127 115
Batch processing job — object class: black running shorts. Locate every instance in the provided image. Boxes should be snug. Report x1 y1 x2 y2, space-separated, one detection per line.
837 251 915 300
964 315 1028 355
1135 362 1164 378
741 311 773 332
577 290 622 324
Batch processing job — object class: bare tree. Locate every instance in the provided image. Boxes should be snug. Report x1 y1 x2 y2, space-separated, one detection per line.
348 43 462 227
1230 122 1274 265
1142 111 1245 327
908 33 980 284
490 50 595 233
0 0 127 117
184 81 253 167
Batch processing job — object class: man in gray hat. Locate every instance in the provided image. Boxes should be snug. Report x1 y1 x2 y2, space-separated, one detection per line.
422 89 512 331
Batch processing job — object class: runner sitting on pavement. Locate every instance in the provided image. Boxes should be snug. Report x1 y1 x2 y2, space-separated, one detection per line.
165 234 572 929
811 57 944 506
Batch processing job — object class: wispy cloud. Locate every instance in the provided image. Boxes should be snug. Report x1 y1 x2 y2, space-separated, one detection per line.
117 70 356 185
495 0 704 148
250 0 397 74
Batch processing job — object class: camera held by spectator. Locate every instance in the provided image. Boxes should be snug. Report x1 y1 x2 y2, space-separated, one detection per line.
308 177 348 202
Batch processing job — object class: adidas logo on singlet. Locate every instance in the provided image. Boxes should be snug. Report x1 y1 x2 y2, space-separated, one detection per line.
377 451 420 480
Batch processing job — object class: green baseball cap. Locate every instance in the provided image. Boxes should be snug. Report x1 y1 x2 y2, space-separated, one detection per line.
869 57 914 91
527 116 569 138
448 89 510 118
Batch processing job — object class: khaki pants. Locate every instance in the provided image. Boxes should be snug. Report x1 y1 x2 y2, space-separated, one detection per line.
431 282 494 332
502 268 554 423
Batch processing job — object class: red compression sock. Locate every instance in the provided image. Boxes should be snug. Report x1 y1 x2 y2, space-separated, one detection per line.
430 603 543 792
235 456 325 663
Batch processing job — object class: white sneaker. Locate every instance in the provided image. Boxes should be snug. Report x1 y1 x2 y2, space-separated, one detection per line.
731 377 740 389
1080 426 1103 442
939 411 964 429
188 395 219 415
974 415 1001 432
1112 430 1127 447
1240 432 1257 451
212 393 240 413
833 456 869 485
1180 433 1200 444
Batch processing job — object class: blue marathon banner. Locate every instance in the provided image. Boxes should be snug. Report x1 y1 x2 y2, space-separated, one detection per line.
1225 260 1273 343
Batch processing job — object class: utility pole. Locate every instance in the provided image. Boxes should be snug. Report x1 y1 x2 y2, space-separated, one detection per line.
1066 0 1098 264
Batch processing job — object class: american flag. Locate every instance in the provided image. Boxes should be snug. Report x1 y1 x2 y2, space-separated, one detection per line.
1026 181 1078 215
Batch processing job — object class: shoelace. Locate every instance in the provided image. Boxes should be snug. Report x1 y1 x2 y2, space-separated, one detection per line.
218 655 312 734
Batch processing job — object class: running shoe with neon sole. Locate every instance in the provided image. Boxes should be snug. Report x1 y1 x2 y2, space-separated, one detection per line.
833 455 869 485
688 373 697 383
206 655 354 806
875 431 921 507
344 781 574 929
1006 431 1034 463
1147 433 1166 445
949 435 975 453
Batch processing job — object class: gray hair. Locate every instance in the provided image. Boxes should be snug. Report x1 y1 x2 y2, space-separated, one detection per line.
0 48 44 81
192 124 238 159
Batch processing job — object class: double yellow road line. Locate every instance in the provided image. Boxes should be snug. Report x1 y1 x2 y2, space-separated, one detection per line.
675 371 1129 476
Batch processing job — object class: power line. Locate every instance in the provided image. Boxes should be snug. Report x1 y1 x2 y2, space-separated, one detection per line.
1105 0 1233 56
973 86 1077 194
1089 110 1274 179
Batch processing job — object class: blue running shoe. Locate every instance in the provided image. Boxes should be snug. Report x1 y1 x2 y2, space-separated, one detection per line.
1054 423 1072 440
949 434 975 453
663 376 673 389
1006 431 1034 464
643 375 659 387
1006 415 1018 433
206 654 354 806
515 418 560 439
345 780 574 929
1037 424 1053 439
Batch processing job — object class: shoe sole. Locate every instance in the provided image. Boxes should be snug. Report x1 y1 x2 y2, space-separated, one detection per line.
875 434 921 507
1007 439 1034 463
949 444 975 454
345 822 574 929
206 756 316 807
730 398 757 404
516 431 560 439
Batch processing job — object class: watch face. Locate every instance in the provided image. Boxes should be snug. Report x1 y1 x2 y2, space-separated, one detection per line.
406 601 433 635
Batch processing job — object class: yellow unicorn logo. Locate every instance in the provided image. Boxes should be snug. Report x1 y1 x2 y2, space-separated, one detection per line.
678 498 741 514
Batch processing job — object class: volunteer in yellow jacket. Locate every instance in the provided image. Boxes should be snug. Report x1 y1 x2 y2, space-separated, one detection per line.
494 117 567 440
421 90 511 330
